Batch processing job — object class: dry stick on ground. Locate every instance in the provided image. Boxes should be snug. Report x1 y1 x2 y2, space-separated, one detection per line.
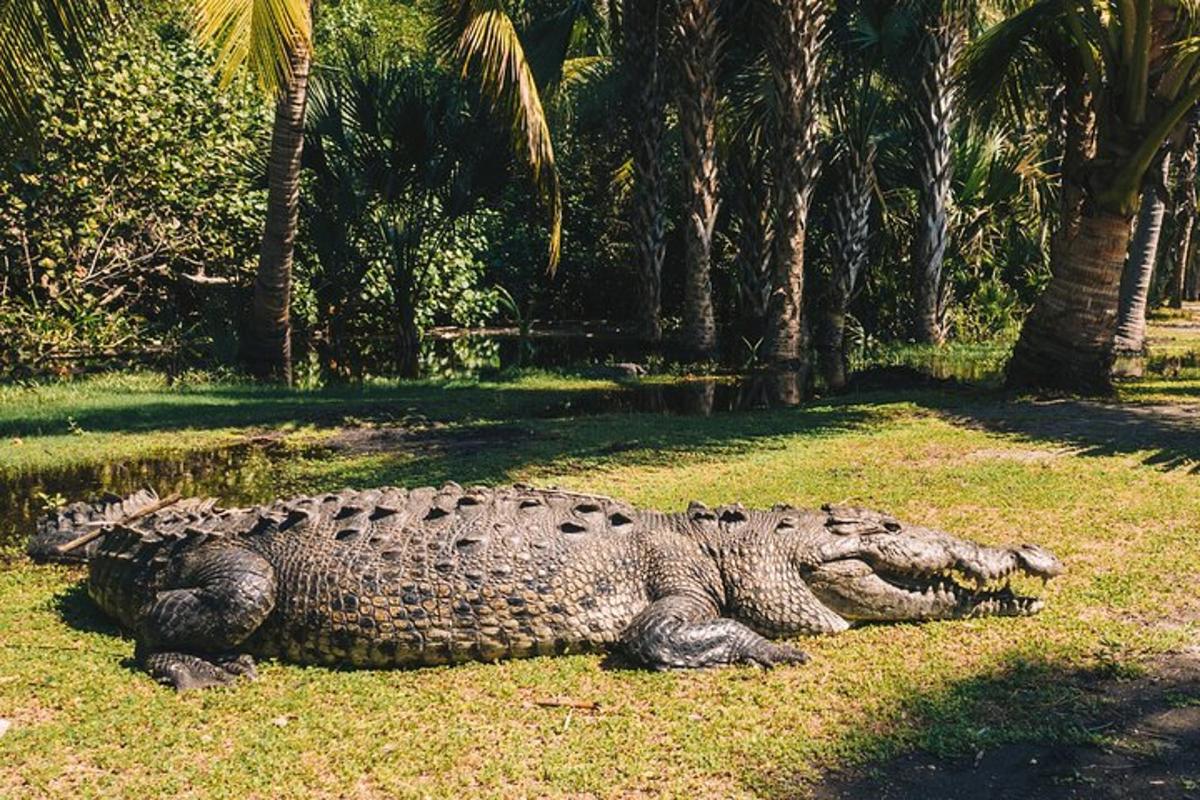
54 493 183 555
533 699 602 712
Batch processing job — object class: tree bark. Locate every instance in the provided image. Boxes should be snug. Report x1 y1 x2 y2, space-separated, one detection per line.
1006 68 1103 392
244 37 312 384
911 18 961 346
764 0 826 369
727 140 772 339
1007 210 1134 393
674 0 720 359
1188 244 1200 301
623 0 669 342
821 141 874 391
1113 155 1170 358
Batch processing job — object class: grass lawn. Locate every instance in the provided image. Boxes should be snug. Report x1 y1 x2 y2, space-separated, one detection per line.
1 315 1198 798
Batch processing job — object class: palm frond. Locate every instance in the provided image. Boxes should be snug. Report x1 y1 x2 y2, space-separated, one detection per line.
0 0 115 130
959 0 1062 118
190 0 311 94
434 0 562 272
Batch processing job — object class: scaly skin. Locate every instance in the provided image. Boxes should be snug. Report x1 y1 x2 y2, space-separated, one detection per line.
28 484 1063 690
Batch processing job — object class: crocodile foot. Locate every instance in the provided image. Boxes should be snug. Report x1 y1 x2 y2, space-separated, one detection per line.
744 641 810 669
143 652 258 692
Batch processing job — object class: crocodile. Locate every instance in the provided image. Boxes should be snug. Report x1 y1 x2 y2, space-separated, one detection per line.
28 484 1063 690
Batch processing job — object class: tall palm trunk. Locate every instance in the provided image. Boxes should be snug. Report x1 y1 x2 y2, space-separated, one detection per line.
1007 210 1134 393
1169 114 1199 309
623 0 669 342
1113 155 1170 358
910 17 961 346
1189 247 1200 302
822 141 874 391
245 38 312 384
764 0 826 368
1006 74 1110 392
727 139 772 337
675 0 720 358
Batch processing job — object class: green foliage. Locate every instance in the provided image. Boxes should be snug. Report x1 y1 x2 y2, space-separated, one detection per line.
296 47 508 380
0 6 268 378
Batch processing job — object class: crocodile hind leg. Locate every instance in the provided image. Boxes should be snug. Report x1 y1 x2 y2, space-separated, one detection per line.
619 595 809 670
135 547 276 691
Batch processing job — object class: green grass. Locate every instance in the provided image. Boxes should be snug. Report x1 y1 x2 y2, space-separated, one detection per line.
1 317 1199 798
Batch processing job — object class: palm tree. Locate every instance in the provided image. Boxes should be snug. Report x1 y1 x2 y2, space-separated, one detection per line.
822 120 875 390
969 1 1200 392
816 0 895 389
1113 154 1170 364
6 0 315 381
909 1 965 346
245 30 311 383
675 0 721 358
0 0 116 131
764 0 828 369
622 0 670 342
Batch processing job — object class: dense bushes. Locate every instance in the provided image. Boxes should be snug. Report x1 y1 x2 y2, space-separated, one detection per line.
0 8 268 376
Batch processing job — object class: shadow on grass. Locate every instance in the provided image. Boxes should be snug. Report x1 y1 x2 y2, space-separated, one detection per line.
934 397 1200 473
52 581 121 638
756 651 1200 800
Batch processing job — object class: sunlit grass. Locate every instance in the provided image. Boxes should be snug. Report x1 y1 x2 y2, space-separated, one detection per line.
1 314 1198 797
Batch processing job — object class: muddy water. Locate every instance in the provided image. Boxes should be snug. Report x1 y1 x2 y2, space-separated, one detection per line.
537 373 813 417
0 444 283 558
1 367 974 558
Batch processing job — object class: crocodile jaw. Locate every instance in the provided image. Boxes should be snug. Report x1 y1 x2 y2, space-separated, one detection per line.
801 532 1063 623
803 558 1050 622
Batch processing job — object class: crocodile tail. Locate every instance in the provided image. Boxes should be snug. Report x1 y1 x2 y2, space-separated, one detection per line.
27 489 162 564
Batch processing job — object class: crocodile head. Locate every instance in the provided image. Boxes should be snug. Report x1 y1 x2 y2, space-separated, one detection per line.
798 505 1064 623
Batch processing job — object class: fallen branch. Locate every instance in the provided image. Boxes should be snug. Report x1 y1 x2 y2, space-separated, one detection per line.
534 699 601 712
179 272 238 287
55 492 183 555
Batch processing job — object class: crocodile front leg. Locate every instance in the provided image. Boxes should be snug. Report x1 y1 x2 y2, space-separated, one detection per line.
135 546 276 691
618 595 810 670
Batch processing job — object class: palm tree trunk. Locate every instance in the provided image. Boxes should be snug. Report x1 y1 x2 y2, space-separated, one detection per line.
623 0 669 342
1006 71 1105 392
727 140 772 337
821 142 874 391
1169 114 1199 309
675 0 720 359
1188 245 1200 301
764 0 826 369
245 37 312 384
911 18 961 346
1006 210 1134 393
1113 155 1170 359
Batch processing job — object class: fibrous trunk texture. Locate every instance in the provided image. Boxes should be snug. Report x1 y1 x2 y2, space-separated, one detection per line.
1114 156 1170 357
624 0 669 342
675 0 720 359
245 38 312 385
822 141 874 391
1007 211 1134 393
727 141 772 338
1006 73 1105 392
1169 115 1199 309
911 18 961 346
1189 248 1200 301
764 0 827 368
